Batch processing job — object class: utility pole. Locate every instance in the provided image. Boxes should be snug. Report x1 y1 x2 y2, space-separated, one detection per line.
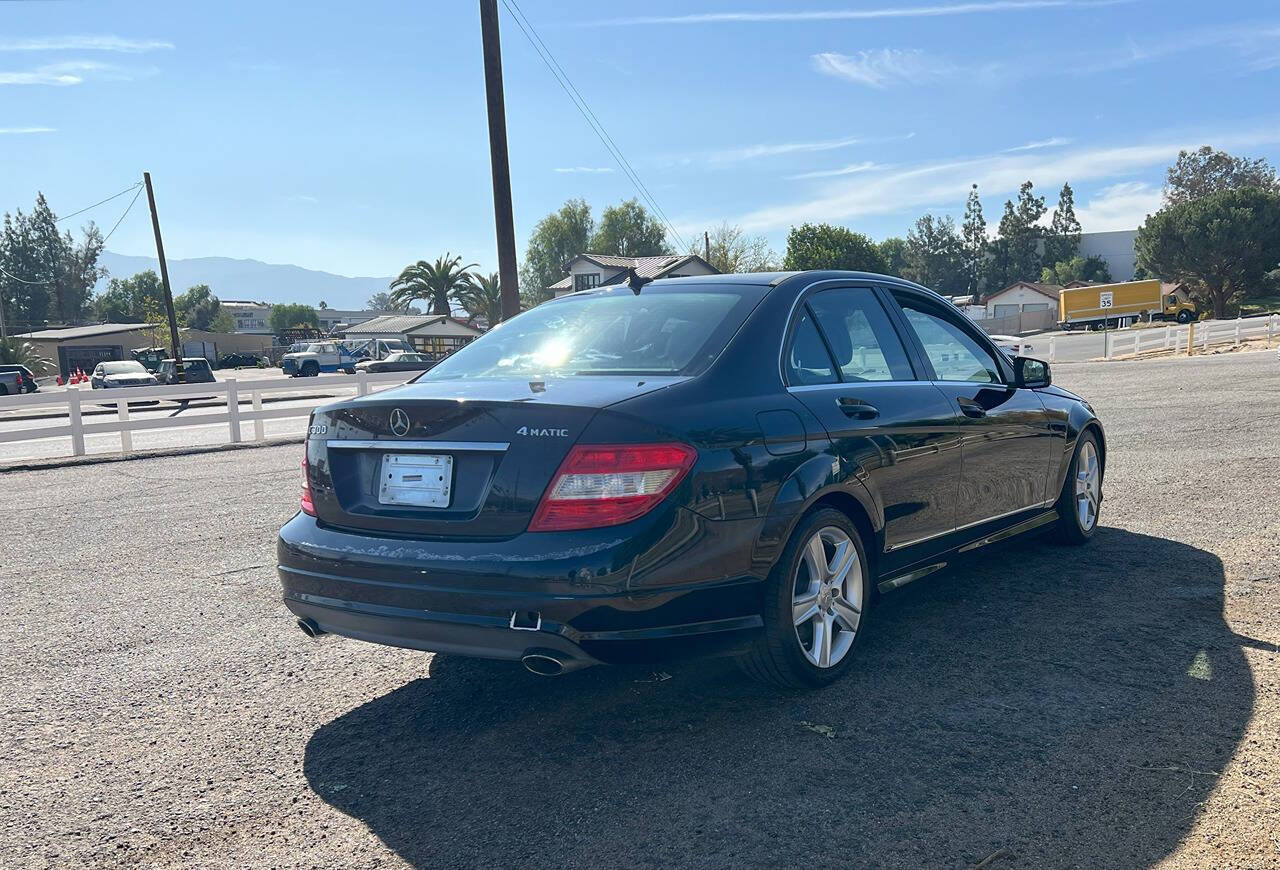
479 0 521 320
704 230 711 263
0 287 8 343
142 172 185 384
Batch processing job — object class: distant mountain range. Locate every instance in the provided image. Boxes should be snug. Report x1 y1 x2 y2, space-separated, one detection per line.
97 251 394 310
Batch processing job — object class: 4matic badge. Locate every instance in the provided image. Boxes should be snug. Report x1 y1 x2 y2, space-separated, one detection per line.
516 426 569 437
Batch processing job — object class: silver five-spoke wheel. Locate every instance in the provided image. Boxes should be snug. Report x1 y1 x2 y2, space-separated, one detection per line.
792 526 864 668
1075 439 1100 531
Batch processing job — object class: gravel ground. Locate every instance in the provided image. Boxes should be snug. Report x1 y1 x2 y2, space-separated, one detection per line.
2 350 1278 869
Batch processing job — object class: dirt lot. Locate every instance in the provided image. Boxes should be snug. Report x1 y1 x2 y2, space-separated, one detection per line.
2 351 1278 868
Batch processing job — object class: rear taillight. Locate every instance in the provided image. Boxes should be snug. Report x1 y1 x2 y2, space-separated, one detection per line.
300 457 316 516
528 443 696 532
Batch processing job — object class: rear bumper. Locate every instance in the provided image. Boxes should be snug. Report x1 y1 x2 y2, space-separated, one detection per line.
277 510 766 665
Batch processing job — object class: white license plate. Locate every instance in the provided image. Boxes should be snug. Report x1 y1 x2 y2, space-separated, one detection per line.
378 453 453 508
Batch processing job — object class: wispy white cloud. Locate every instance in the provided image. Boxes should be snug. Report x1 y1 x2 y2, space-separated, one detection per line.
812 49 955 88
1002 137 1073 152
706 127 1280 235
1070 21 1280 75
1074 181 1163 232
710 135 867 164
786 161 883 180
553 166 615 174
0 60 155 86
0 35 173 53
583 0 1128 27
0 126 55 134
284 194 320 204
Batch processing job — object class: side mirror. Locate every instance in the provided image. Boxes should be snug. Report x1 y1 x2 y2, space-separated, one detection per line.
1014 356 1051 389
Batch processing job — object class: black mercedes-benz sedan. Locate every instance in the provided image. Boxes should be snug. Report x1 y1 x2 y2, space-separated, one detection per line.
278 271 1104 688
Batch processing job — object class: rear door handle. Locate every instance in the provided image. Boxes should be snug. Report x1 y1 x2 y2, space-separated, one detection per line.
837 397 879 420
956 397 986 419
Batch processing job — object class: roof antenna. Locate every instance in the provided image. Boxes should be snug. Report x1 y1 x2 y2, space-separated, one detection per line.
627 270 653 295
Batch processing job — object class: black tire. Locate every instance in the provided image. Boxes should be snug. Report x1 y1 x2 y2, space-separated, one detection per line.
1054 430 1102 545
0 384 8 396
739 508 870 689
301 361 319 377
1176 310 1192 324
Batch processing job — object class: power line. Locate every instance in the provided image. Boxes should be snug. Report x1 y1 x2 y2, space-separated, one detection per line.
498 0 688 250
55 182 143 224
0 183 144 288
101 183 145 245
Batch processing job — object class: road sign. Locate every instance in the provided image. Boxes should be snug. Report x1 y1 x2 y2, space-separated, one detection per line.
1099 291 1114 309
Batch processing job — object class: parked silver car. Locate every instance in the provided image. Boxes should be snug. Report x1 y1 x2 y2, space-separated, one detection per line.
91 360 159 390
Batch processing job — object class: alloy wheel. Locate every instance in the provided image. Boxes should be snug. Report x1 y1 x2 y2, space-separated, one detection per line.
1075 440 1100 531
791 526 863 668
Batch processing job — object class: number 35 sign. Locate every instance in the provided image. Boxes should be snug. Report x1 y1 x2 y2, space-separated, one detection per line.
1099 291 1114 309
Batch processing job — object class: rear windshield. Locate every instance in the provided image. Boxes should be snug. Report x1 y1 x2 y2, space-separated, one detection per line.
421 285 764 380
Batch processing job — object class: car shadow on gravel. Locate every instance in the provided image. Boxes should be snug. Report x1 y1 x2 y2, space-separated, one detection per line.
303 528 1253 868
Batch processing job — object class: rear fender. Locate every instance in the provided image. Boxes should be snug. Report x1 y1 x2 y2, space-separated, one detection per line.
750 451 884 578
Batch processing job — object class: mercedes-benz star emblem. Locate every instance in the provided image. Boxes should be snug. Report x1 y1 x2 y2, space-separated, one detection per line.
389 408 411 437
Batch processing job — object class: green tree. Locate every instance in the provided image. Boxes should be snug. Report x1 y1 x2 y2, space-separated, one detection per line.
1043 182 1082 267
365 291 420 314
783 223 887 273
0 338 53 374
692 222 777 273
961 184 987 295
1136 187 1280 319
269 302 321 333
590 198 670 258
455 272 504 327
878 236 909 278
984 181 1046 291
174 284 227 331
0 193 104 330
1164 146 1280 206
389 254 477 315
1041 255 1112 285
94 270 165 322
903 214 966 295
520 198 594 304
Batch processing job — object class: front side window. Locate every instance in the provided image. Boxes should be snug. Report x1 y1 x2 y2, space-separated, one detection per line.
807 289 913 382
898 301 1003 384
422 285 763 380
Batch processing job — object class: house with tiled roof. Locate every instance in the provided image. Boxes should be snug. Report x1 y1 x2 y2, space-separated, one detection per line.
548 253 719 298
983 281 1063 319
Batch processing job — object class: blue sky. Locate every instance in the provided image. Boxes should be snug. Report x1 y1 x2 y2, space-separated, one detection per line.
2 0 1278 279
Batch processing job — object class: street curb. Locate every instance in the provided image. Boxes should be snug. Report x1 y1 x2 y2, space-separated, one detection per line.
0 391 341 423
0 435 305 473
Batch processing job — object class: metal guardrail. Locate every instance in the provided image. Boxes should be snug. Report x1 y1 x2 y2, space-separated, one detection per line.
0 370 411 460
1046 314 1279 362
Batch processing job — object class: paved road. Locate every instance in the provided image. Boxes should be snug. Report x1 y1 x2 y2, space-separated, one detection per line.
2 350 1278 867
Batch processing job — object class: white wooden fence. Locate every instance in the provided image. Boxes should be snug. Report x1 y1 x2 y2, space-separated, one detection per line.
0 370 411 460
1046 314 1280 362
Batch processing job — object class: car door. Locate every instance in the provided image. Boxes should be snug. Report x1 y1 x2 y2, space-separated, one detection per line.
889 291 1055 531
784 285 963 555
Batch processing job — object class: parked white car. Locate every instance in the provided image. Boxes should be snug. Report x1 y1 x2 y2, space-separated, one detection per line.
988 334 1035 356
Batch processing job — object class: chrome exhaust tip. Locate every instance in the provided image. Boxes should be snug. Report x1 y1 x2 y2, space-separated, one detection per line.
297 617 326 638
521 651 566 676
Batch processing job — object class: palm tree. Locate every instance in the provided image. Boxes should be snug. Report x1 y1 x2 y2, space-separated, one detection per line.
0 339 53 375
455 272 504 328
389 254 477 315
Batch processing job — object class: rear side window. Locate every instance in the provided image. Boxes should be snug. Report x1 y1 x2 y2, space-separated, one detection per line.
807 289 914 382
785 309 837 385
898 301 1003 384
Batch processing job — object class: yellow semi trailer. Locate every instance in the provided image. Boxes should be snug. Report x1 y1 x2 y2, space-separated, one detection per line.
1058 279 1197 331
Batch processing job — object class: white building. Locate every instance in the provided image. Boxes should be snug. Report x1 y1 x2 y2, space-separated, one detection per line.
341 313 483 360
548 253 719 298
221 300 273 334
983 282 1061 319
1079 229 1139 281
